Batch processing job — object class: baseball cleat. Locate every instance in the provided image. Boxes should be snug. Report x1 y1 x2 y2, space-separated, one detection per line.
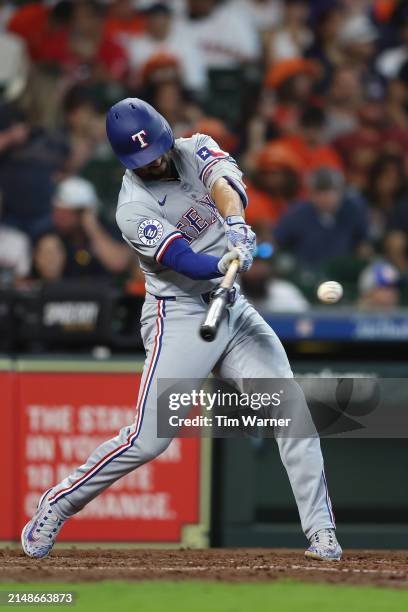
305 528 342 561
21 489 65 559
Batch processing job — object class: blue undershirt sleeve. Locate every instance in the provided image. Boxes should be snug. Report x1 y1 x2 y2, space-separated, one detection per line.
159 237 222 280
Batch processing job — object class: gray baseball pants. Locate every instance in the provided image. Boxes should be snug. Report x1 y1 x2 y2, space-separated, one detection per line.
48 293 335 539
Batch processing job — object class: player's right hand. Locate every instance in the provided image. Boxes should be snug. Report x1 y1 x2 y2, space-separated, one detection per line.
218 245 253 274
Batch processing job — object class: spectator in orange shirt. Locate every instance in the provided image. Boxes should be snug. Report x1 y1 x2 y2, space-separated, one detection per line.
263 58 320 136
246 141 302 240
281 105 343 179
244 58 320 171
104 0 146 43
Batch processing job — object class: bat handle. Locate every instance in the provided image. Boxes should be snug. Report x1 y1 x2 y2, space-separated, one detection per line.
220 258 240 290
199 259 240 342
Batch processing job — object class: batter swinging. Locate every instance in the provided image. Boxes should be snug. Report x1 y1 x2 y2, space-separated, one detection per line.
21 98 342 562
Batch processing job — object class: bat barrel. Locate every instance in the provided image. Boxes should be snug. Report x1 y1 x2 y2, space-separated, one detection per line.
199 259 240 342
199 292 228 342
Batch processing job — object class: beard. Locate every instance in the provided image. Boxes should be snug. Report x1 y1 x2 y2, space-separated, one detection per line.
134 153 174 181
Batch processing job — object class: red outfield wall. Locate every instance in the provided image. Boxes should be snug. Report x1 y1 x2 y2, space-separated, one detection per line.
1 365 208 544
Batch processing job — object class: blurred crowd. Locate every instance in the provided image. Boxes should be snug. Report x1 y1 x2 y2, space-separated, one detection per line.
1 0 408 311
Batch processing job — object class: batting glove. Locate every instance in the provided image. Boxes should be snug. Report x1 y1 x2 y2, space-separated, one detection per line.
218 245 254 275
224 215 256 253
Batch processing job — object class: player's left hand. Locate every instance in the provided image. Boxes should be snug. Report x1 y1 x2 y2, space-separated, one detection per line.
224 215 256 253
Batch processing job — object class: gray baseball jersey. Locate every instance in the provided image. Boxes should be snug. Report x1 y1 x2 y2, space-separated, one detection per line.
116 133 247 296
45 134 336 541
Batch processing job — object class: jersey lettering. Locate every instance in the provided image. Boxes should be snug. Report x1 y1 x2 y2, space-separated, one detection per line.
176 207 209 244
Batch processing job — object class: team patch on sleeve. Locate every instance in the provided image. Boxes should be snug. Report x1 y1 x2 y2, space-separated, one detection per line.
196 146 228 161
137 219 164 246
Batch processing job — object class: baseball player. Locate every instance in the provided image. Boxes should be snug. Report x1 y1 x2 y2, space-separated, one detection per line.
21 98 342 562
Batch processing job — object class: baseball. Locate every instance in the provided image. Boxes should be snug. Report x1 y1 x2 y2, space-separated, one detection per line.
317 281 343 304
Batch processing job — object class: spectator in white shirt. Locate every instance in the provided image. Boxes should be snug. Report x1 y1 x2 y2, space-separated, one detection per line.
178 0 261 70
127 2 207 94
236 0 283 34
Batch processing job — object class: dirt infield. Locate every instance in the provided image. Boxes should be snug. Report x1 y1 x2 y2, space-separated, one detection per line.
1 548 408 587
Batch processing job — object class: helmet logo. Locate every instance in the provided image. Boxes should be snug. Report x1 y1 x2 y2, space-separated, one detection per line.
131 130 148 148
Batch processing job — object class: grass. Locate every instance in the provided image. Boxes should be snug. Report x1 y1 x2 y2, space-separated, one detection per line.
0 580 408 612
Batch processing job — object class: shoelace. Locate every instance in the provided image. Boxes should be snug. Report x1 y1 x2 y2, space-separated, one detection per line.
34 507 64 543
311 529 335 548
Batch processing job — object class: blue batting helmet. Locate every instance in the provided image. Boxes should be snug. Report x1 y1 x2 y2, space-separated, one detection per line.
106 98 174 169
